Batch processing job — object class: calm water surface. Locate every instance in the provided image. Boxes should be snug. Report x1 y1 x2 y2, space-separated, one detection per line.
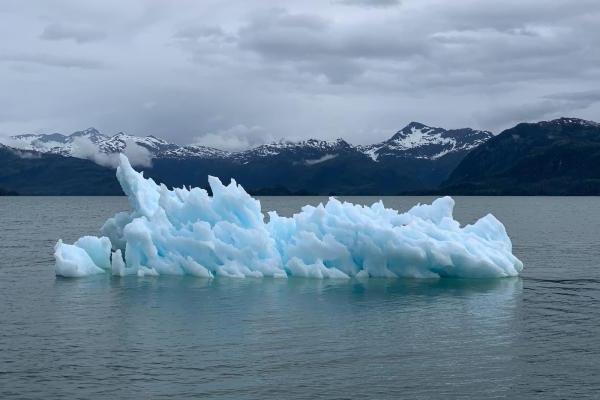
1 196 599 399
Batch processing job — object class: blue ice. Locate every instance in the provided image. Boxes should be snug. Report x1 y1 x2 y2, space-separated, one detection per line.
55 155 523 279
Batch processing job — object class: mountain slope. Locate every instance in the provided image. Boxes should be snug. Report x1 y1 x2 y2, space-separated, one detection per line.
442 118 600 195
0 145 121 195
359 122 493 161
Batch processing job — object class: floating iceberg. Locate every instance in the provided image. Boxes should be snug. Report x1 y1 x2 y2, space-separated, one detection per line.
54 155 523 279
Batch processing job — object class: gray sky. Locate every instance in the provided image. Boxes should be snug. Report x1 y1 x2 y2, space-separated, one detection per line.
1 0 599 149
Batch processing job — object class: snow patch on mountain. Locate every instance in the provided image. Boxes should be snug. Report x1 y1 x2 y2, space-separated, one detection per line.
161 145 231 159
539 117 600 128
359 122 493 161
305 154 338 165
233 138 351 161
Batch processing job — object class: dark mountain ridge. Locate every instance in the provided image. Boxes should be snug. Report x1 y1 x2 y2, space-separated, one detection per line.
442 117 600 195
0 144 122 195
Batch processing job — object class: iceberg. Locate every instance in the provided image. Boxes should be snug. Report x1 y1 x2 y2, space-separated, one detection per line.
54 155 523 279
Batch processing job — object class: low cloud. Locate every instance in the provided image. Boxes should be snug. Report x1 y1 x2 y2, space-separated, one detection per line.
545 89 600 104
475 90 600 129
0 136 25 149
174 25 233 42
0 53 105 69
337 0 401 7
71 137 152 168
6 148 43 159
40 23 106 43
193 124 272 152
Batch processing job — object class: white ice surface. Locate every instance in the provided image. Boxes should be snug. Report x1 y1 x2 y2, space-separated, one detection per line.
54 155 523 279
54 236 111 277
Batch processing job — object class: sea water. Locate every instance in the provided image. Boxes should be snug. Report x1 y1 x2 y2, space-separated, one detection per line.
1 196 599 399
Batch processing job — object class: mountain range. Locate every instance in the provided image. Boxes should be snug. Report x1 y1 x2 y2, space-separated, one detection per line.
0 122 492 195
1 117 599 195
7 122 492 162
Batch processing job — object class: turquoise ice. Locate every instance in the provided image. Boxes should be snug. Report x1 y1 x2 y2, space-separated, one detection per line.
55 155 523 279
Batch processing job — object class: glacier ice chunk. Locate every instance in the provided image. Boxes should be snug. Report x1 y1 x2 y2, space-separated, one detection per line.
54 154 523 279
54 236 111 277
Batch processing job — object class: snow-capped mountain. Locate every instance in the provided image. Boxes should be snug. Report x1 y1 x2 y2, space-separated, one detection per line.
359 122 494 161
9 128 104 156
6 128 228 159
233 138 353 163
537 117 600 129
2 122 493 164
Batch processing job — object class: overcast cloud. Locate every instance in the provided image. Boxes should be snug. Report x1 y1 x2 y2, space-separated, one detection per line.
0 0 599 147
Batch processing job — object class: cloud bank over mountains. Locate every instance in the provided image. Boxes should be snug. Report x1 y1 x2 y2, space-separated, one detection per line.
70 137 152 168
0 0 599 147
